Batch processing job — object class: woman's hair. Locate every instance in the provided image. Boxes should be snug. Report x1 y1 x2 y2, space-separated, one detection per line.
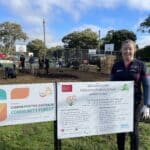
121 39 137 51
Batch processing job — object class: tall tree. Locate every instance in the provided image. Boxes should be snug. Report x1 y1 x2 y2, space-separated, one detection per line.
0 22 28 54
62 28 98 61
139 15 150 33
62 28 98 49
27 39 46 57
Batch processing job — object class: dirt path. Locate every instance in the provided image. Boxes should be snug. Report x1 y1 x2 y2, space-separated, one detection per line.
0 69 109 84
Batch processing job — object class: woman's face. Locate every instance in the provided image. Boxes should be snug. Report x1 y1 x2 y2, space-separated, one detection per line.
121 42 136 62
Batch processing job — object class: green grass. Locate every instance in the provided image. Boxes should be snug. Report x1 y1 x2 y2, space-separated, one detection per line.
0 122 149 150
146 62 150 66
146 62 150 73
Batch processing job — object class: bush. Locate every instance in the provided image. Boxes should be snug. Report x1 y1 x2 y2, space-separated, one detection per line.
136 46 150 61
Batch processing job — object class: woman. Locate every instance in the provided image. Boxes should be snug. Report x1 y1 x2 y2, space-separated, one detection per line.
110 39 150 150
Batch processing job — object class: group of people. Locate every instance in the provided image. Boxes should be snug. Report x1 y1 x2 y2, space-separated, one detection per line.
38 56 49 74
19 54 35 73
19 55 49 74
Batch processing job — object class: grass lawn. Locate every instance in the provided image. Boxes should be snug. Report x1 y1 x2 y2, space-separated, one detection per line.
0 122 149 150
146 62 150 74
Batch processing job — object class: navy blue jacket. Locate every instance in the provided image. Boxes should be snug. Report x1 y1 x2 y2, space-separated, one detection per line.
110 59 150 106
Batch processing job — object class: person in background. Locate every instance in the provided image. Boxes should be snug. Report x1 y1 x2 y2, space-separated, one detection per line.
58 59 62 68
110 39 150 150
20 54 25 70
29 55 34 74
44 57 49 75
12 57 16 70
39 56 44 69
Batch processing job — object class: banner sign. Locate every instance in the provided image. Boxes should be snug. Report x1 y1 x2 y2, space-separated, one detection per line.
105 44 114 52
88 49 96 54
16 44 27 52
28 52 34 56
0 83 55 126
57 81 133 139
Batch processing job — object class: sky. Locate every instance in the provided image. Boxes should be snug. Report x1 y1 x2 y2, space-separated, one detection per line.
0 0 150 49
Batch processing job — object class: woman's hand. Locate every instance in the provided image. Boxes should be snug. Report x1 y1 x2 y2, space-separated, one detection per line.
140 105 150 119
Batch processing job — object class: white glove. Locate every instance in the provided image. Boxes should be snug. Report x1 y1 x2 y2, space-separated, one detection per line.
140 105 150 119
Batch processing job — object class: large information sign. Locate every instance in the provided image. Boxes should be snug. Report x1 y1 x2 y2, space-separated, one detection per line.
57 81 134 139
0 83 55 126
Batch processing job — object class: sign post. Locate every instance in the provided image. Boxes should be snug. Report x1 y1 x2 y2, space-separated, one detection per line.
54 83 61 150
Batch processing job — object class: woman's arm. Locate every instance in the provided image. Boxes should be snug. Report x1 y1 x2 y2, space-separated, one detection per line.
142 75 150 107
140 62 150 119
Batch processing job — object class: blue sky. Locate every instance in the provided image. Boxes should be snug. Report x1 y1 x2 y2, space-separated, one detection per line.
0 0 150 48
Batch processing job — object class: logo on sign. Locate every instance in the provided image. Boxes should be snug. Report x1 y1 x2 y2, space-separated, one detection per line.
39 87 52 97
62 85 72 92
121 84 129 91
66 95 76 106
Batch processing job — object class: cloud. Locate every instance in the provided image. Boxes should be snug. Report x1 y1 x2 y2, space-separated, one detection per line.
25 27 61 48
48 41 64 48
71 24 114 38
1 0 149 48
0 0 149 25
132 17 148 31
126 0 150 10
0 0 122 24
0 0 44 24
1 0 149 27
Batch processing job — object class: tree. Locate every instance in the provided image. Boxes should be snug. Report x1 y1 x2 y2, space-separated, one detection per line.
27 39 46 57
0 22 28 54
62 28 98 49
137 15 150 61
102 29 136 51
62 28 98 61
136 46 150 61
47 46 64 59
139 15 150 33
